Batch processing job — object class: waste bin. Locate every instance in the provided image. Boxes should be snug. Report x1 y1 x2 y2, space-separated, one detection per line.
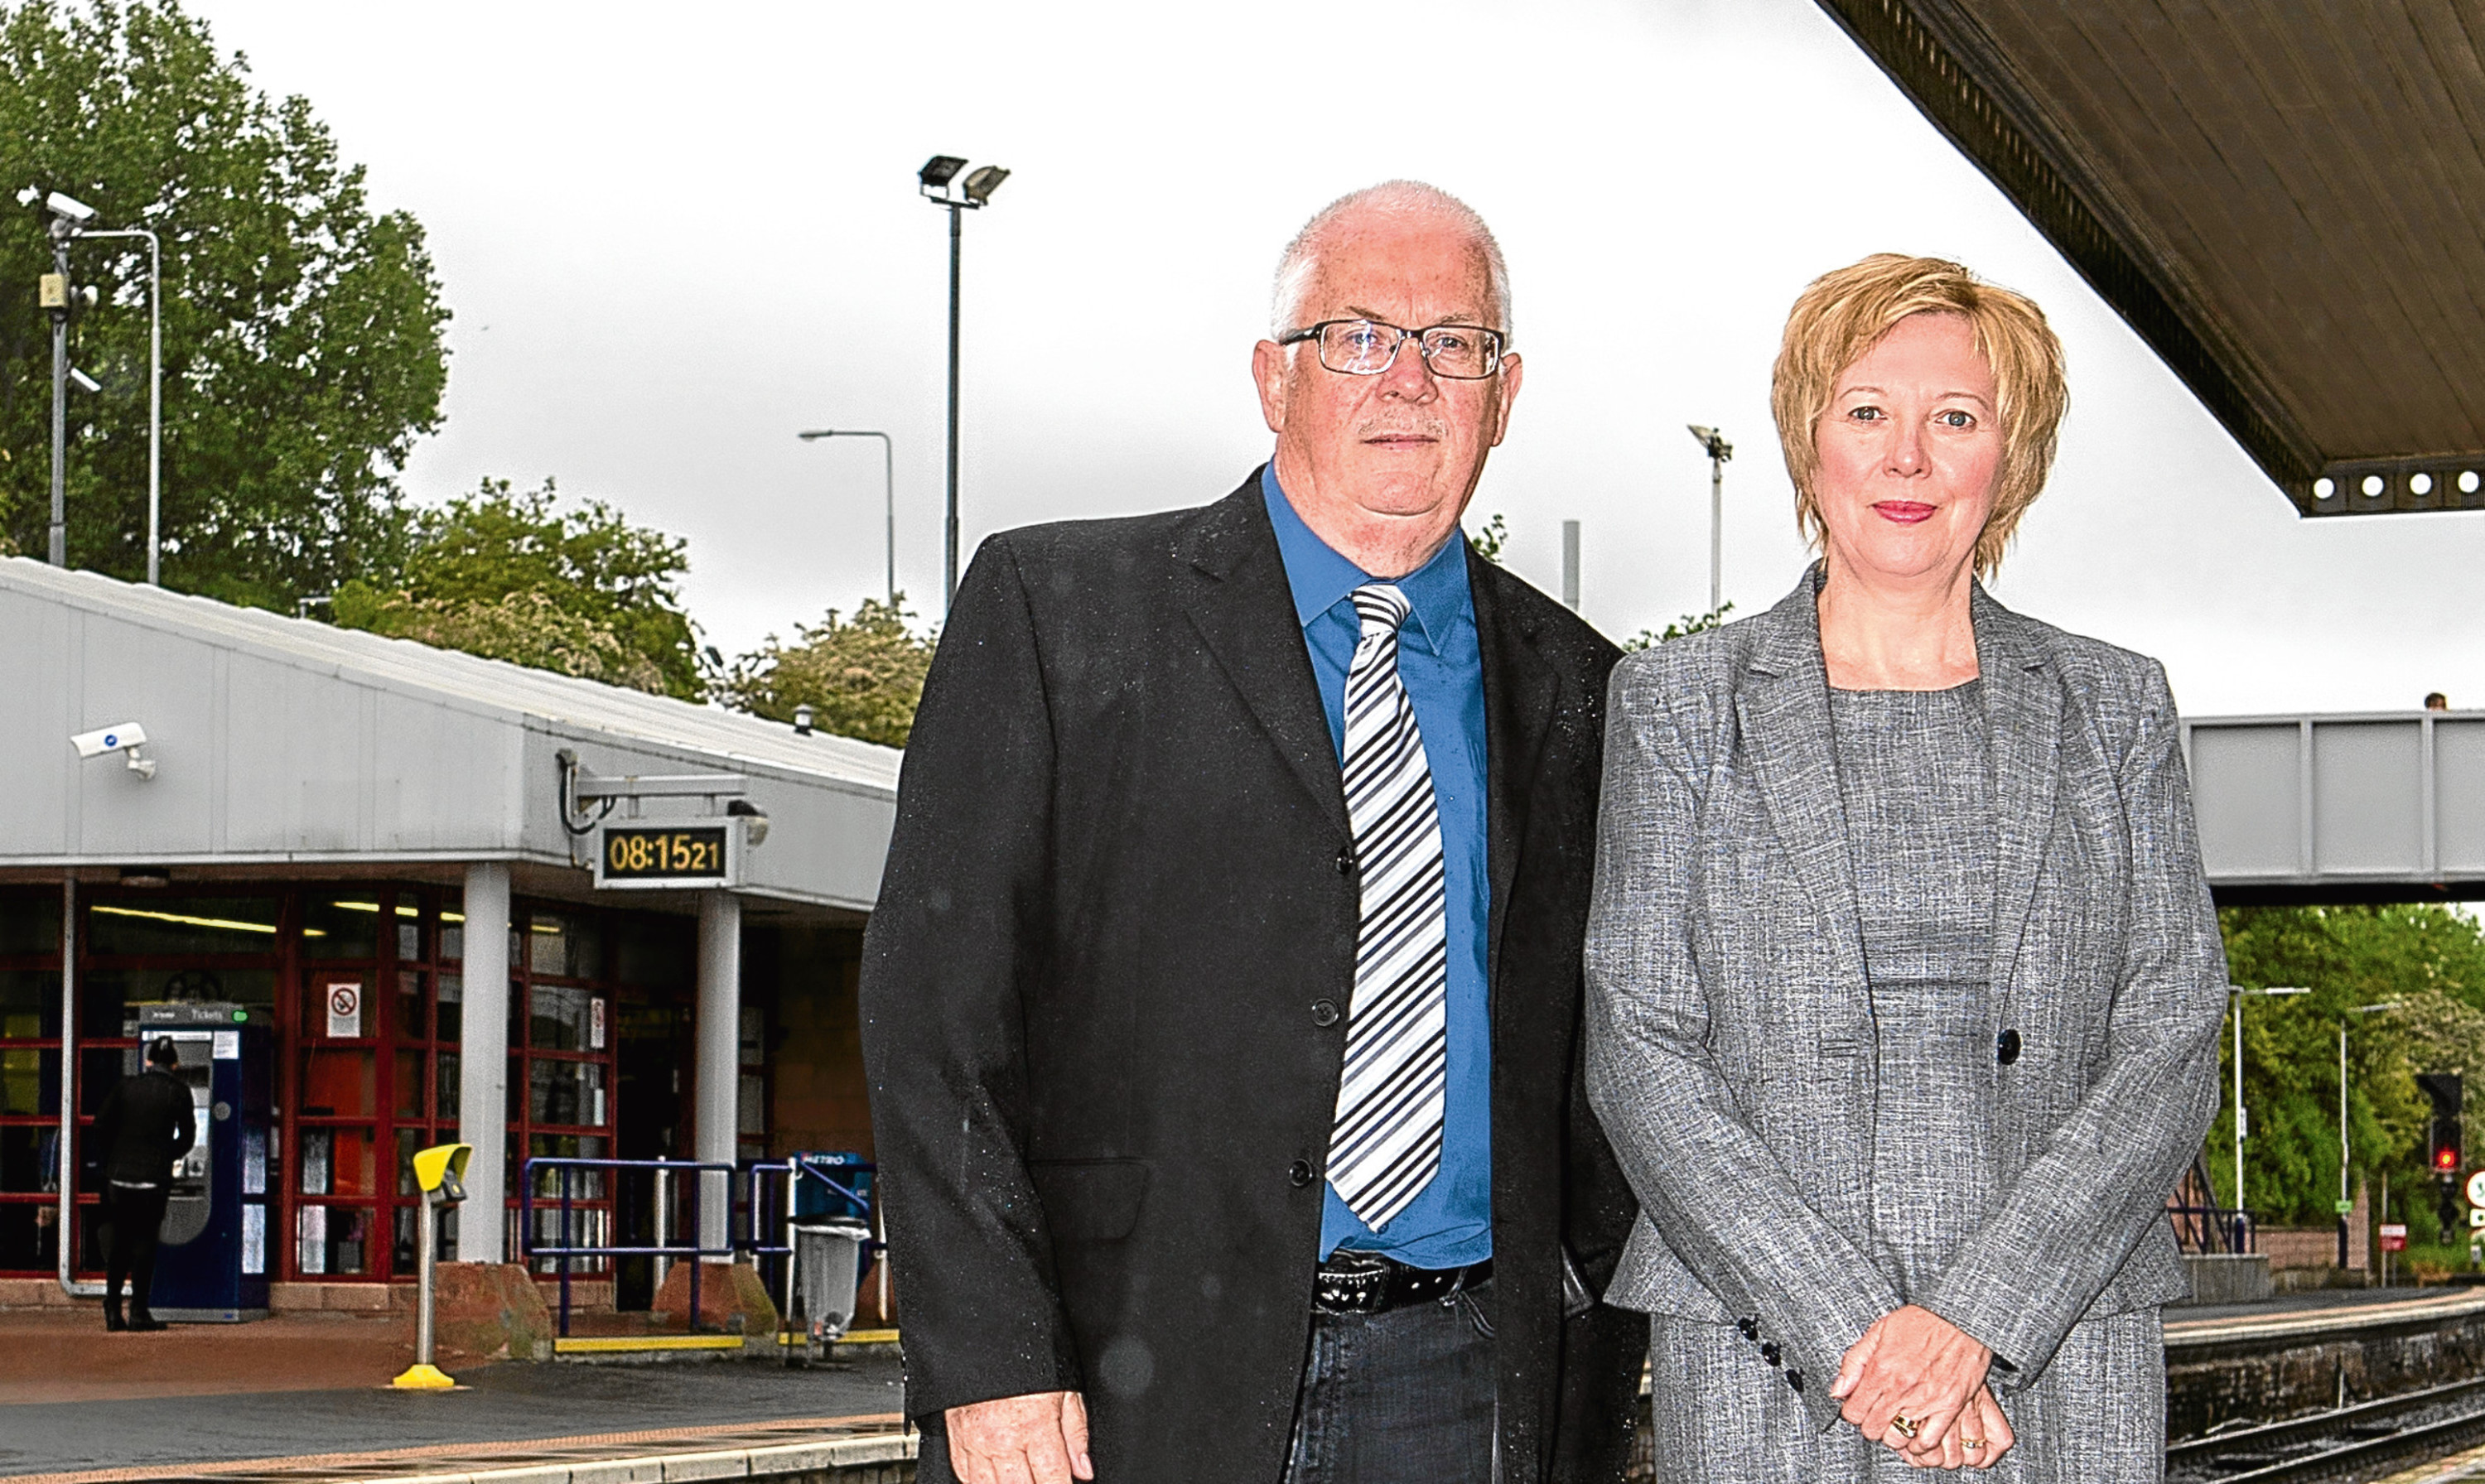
794 1218 873 1350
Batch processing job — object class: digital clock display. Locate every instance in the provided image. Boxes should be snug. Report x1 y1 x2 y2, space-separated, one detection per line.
599 825 731 883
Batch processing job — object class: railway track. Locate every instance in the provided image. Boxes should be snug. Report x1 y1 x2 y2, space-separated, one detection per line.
2168 1376 2485 1482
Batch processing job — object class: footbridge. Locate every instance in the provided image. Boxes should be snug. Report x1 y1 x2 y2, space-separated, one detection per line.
2187 711 2485 903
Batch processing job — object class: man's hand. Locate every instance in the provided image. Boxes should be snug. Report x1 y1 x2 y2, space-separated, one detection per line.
945 1390 1093 1484
1830 1306 1993 1462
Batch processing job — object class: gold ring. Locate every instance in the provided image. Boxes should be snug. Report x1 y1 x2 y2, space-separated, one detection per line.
1890 1413 1921 1439
1963 1438 1986 1450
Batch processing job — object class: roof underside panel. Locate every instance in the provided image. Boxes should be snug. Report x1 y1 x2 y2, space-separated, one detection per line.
1817 0 2485 517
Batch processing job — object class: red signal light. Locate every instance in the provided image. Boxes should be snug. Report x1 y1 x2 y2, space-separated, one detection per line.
2439 1149 2460 1171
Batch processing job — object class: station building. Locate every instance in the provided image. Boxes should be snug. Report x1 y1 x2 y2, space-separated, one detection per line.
0 557 898 1313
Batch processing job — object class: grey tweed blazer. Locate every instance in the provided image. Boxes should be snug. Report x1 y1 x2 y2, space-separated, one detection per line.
1582 571 2227 1433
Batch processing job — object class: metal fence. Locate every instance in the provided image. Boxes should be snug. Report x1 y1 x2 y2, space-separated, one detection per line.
520 1154 881 1339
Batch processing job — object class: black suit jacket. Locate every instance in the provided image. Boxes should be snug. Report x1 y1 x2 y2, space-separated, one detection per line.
93 1068 195 1187
861 474 1645 1483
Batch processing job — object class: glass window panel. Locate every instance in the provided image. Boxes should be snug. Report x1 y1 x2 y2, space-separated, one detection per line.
436 1052 460 1120
0 894 63 957
86 897 280 956
1 1048 56 1116
297 1202 372 1276
395 972 428 1042
0 971 60 1038
0 1201 62 1270
393 1050 425 1119
439 918 464 964
302 1049 376 1118
435 974 461 1043
526 1134 609 1197
313 1130 378 1199
530 985 592 1051
528 1059 606 1128
1 1125 62 1192
397 893 426 962
396 1128 425 1197
301 1128 331 1195
303 975 374 1042
300 899 382 960
527 913 601 980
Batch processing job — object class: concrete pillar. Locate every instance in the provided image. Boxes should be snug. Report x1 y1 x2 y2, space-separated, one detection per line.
697 889 741 1260
459 862 512 1264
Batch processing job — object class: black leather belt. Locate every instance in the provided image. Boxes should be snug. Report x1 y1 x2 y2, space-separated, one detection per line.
1314 1250 1492 1314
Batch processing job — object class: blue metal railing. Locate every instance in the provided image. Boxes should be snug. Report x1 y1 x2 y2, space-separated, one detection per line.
520 1154 881 1339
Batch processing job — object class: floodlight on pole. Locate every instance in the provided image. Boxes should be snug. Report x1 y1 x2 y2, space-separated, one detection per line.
798 428 897 605
26 187 165 582
918 154 1011 617
1686 424 1732 617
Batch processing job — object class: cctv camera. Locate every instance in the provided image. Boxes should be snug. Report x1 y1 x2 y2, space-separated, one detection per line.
71 722 157 778
73 722 147 759
44 190 97 225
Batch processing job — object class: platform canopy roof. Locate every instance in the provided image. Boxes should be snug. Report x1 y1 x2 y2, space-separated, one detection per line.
1817 0 2485 518
0 557 897 917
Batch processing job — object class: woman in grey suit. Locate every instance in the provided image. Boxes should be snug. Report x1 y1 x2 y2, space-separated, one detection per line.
1584 253 2227 1479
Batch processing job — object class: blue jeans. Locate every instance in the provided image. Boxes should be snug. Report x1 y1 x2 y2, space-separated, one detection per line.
1283 1280 1496 1484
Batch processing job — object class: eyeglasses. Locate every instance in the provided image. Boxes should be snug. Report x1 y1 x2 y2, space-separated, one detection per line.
1276 319 1508 380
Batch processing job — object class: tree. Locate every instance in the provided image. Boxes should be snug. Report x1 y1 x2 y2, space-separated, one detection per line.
0 0 449 606
723 597 934 749
2215 904 2485 1239
1624 603 1735 651
332 478 702 699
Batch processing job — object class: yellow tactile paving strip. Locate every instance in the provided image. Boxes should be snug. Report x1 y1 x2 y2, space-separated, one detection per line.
4 1414 913 1484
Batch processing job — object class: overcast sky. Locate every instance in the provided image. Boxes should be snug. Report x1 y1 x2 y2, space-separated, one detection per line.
188 0 2480 718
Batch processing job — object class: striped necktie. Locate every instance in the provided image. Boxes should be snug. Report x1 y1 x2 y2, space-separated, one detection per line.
1325 582 1449 1232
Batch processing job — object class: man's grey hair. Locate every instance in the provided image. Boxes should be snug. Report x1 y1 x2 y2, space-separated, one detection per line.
1270 181 1514 343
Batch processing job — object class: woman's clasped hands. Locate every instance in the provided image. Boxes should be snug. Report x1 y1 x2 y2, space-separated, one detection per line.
1831 1305 2017 1470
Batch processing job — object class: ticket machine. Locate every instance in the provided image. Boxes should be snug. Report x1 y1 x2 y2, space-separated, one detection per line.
126 1002 273 1321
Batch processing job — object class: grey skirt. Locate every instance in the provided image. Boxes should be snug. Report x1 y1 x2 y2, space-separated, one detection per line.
1642 1308 2164 1483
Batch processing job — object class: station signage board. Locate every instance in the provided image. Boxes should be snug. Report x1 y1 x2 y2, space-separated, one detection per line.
593 818 745 890
2380 1222 2409 1252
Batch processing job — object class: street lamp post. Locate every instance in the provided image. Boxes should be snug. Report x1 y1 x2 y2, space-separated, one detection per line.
22 189 164 581
1686 425 1732 617
2340 1001 2403 1268
797 429 895 605
2232 984 2310 1248
919 155 1009 617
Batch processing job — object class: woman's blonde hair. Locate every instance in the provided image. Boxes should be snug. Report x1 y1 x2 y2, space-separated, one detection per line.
1770 253 2068 578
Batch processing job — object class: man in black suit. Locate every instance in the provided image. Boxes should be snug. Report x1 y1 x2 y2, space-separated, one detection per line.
861 181 1643 1484
92 1037 195 1332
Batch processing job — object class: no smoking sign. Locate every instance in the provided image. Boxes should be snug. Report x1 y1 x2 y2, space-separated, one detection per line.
325 980 362 1039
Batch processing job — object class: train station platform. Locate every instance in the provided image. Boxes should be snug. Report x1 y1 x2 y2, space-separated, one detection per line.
0 1309 908 1482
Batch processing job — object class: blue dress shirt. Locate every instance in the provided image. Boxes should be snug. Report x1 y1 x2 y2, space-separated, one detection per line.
1261 465 1493 1270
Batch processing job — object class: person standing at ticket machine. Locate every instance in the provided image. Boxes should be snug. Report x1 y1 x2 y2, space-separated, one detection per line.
91 1038 196 1332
